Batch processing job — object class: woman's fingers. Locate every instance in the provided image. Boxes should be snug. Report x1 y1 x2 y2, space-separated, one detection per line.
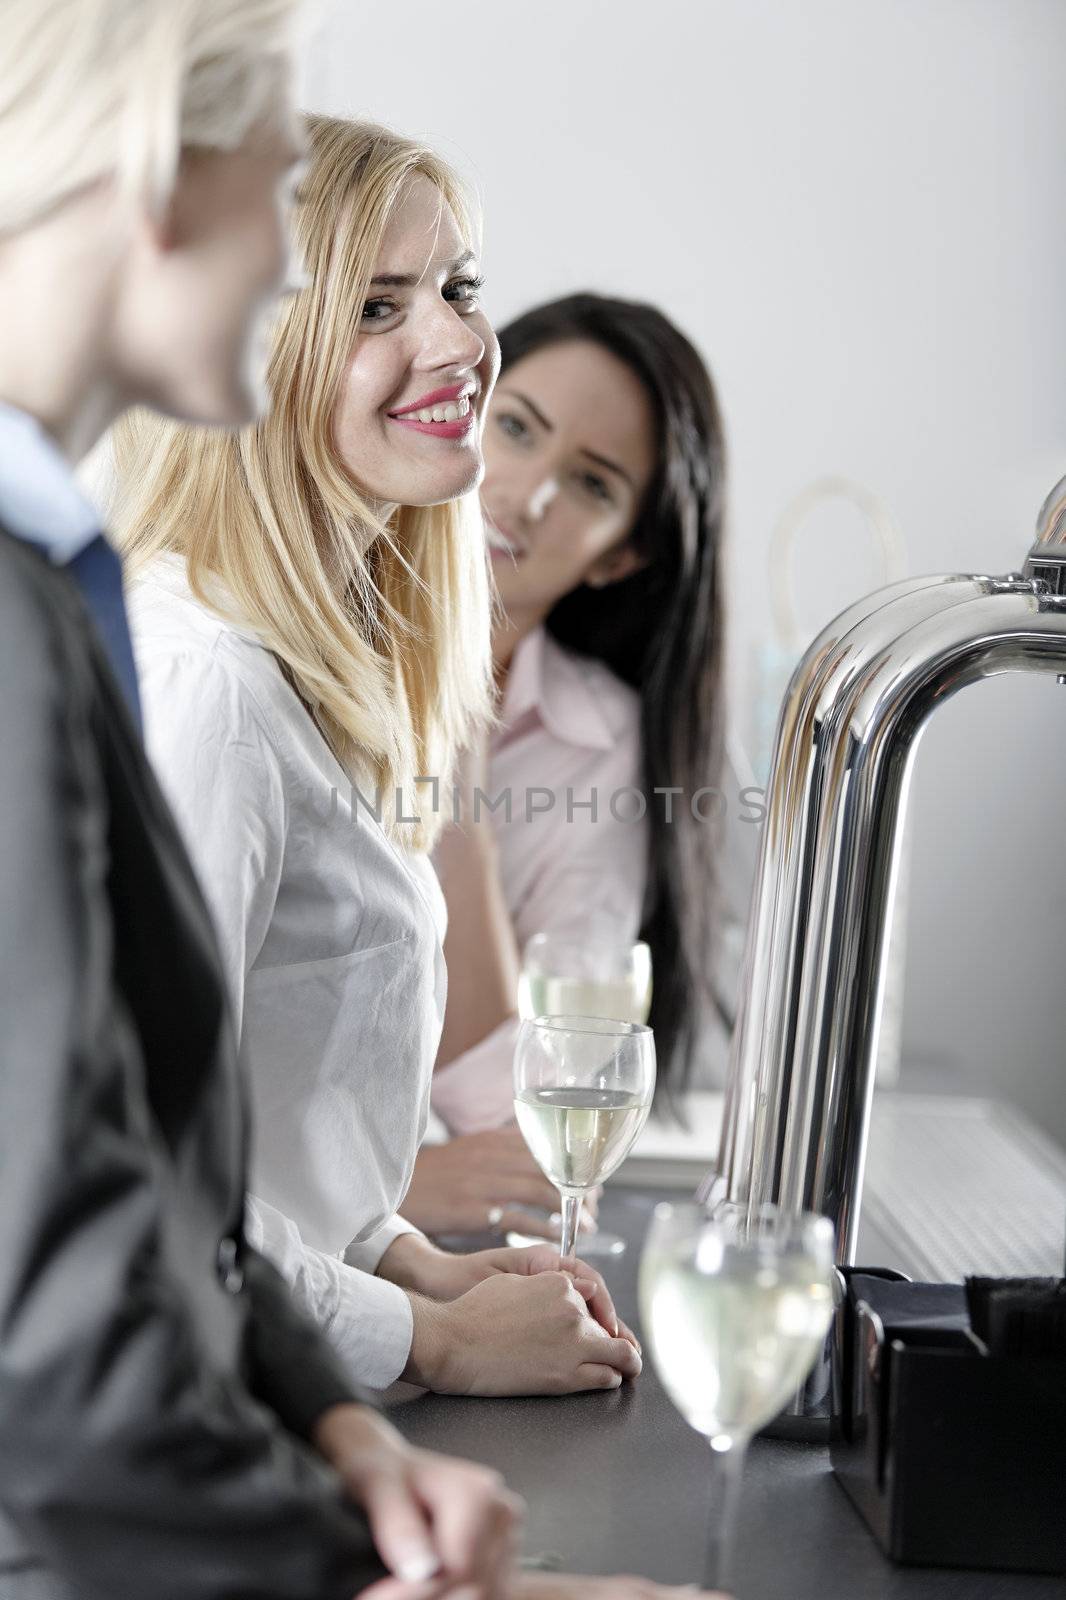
485 1172 563 1211
416 1457 522 1599
359 1464 440 1583
563 1264 619 1337
616 1317 642 1355
495 1202 599 1240
497 1207 557 1240
574 1363 625 1390
357 1578 448 1600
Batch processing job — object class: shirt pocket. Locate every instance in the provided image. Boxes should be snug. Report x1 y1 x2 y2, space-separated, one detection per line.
251 936 409 981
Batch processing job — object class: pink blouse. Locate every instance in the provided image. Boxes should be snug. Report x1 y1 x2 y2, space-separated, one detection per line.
430 626 647 1133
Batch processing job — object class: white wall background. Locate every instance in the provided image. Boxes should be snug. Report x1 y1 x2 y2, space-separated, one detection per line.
306 0 1066 1143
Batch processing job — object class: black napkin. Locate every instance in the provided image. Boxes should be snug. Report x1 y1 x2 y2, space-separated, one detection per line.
965 1276 1066 1360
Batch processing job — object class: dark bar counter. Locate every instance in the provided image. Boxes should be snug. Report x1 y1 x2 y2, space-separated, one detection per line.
389 1188 1066 1599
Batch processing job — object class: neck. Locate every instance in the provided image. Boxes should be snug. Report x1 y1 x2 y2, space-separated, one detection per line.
492 600 548 680
0 189 127 464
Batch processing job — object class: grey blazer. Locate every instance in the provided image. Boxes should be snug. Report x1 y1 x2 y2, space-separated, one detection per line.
0 530 386 1598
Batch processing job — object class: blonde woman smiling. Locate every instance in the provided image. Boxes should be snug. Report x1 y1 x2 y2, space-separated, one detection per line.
113 116 639 1399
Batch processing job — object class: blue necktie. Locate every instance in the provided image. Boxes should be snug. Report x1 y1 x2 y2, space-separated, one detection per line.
67 535 143 733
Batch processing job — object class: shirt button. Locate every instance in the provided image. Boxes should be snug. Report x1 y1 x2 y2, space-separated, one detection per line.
216 1236 244 1294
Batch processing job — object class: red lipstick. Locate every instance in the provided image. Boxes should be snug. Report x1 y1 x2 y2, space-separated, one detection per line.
387 383 474 418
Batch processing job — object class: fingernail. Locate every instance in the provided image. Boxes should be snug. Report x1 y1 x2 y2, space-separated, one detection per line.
395 1550 441 1583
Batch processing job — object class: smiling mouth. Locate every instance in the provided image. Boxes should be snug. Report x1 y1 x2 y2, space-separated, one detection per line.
483 506 527 561
387 383 477 437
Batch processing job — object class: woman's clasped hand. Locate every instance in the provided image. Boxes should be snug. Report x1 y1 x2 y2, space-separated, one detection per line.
377 1235 641 1395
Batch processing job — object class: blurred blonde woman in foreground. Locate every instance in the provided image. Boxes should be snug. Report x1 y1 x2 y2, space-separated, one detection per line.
0 3 522 1597
113 115 641 1401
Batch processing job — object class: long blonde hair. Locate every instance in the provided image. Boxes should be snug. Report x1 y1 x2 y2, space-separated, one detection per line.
111 116 493 852
0 0 306 234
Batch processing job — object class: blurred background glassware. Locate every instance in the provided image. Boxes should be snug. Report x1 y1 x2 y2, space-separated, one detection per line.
640 1201 836 1590
513 1014 655 1264
518 931 652 1026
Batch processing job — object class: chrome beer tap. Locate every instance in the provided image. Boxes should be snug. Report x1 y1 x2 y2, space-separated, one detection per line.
706 478 1066 1435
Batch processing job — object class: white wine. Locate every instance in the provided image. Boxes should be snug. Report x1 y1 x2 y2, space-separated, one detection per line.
517 971 651 1026
514 1087 651 1191
640 1246 834 1449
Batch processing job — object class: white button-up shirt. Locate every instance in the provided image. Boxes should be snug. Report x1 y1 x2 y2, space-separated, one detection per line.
128 556 446 1389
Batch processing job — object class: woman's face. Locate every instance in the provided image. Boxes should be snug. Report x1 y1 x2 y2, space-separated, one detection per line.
480 338 657 625
332 175 498 507
121 104 306 427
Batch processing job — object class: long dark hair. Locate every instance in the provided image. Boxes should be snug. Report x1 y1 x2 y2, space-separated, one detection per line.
497 292 727 1106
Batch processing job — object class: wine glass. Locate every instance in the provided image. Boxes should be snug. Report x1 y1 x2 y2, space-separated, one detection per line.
639 1201 836 1590
513 1015 656 1263
518 931 652 1026
510 933 652 1256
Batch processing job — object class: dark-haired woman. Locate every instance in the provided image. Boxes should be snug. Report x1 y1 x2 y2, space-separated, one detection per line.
400 292 754 1242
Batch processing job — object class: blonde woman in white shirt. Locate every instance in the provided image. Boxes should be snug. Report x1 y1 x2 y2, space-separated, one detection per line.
112 116 640 1399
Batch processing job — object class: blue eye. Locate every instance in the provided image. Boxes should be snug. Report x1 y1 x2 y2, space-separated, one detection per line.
444 274 485 311
360 298 396 324
497 412 528 441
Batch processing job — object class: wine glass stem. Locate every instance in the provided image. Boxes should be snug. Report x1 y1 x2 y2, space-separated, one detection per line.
703 1438 747 1592
559 1191 582 1263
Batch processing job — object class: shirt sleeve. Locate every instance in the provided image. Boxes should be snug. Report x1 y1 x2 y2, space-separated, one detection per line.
137 639 286 1039
430 1017 522 1135
247 1196 415 1391
344 1212 423 1274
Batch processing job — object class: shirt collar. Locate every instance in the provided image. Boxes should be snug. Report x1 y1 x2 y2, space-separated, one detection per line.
500 625 616 753
0 401 100 563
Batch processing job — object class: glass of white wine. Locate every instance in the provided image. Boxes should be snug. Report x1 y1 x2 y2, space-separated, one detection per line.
518 932 652 1026
639 1202 836 1591
513 1015 655 1264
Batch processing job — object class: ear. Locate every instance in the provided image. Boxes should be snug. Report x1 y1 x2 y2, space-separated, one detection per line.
585 541 649 590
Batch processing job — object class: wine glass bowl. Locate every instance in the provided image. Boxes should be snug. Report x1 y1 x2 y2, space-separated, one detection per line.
639 1202 836 1586
513 933 653 1259
518 932 652 1026
513 1014 655 1261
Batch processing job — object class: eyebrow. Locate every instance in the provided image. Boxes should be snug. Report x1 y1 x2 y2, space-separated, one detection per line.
503 387 635 490
369 248 476 289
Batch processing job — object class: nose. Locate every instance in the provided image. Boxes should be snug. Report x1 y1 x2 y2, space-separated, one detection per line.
413 298 486 378
487 466 560 533
527 476 560 521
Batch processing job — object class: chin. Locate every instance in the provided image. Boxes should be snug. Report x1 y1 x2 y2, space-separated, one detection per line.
403 460 484 509
162 371 262 431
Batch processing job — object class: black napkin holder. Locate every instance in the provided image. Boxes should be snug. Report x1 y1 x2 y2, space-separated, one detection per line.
829 1267 1066 1574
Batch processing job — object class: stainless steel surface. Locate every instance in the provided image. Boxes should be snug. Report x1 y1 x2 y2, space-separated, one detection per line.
863 1094 1066 1281
390 1189 1066 1599
710 483 1066 1433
